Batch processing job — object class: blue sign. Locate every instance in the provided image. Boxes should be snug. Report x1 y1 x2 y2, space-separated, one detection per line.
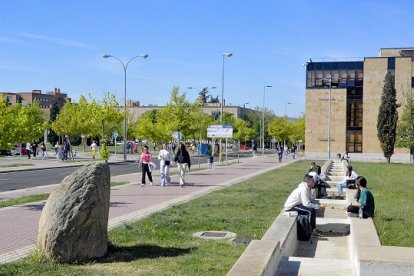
113 131 119 138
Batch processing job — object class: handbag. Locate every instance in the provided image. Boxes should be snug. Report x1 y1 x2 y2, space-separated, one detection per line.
164 160 171 166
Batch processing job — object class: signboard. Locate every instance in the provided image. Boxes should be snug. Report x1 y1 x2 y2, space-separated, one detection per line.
172 131 182 140
207 125 233 138
113 131 119 138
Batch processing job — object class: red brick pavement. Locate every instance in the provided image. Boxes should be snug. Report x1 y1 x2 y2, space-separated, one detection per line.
0 155 298 263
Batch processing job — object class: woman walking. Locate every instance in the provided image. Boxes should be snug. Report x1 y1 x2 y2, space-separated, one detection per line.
139 145 153 187
158 143 171 186
174 144 191 187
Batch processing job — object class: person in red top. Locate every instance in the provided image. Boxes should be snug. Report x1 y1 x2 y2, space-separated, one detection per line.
139 145 153 187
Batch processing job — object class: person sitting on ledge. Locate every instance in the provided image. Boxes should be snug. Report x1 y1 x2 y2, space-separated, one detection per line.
284 173 326 235
347 177 375 218
337 165 358 198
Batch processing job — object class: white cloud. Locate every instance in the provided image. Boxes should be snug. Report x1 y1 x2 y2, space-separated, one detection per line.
19 32 93 49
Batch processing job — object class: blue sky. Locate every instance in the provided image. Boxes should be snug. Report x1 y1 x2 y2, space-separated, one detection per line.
1 0 414 117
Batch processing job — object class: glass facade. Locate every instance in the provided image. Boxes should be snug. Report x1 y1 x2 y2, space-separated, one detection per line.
306 61 364 153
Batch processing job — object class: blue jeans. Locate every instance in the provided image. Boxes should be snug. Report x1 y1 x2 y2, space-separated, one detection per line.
338 182 346 194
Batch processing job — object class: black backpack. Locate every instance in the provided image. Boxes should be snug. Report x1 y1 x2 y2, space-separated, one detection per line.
297 214 312 241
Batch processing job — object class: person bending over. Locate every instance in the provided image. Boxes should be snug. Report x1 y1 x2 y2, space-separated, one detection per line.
284 173 326 234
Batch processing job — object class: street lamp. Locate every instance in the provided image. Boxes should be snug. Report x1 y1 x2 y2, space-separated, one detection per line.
243 102 249 108
220 52 233 125
284 101 292 117
325 77 333 159
262 85 272 155
103 53 148 161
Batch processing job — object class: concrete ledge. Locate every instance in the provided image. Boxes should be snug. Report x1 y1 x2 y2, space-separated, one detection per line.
228 211 297 276
227 240 281 276
350 217 414 275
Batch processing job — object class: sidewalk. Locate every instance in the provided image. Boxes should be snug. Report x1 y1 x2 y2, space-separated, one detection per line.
0 154 299 264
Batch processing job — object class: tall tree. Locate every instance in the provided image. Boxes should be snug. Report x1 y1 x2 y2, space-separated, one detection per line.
267 116 293 145
197 88 209 104
377 71 399 163
396 93 414 160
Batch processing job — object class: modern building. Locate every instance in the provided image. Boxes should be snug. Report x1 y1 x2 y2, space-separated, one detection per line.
0 87 71 117
305 47 413 162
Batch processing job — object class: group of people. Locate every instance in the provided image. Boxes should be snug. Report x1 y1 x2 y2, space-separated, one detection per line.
283 161 375 237
53 141 72 161
138 143 191 187
25 141 47 160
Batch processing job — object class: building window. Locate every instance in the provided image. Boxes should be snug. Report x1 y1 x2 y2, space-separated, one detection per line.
346 131 363 153
388 57 395 70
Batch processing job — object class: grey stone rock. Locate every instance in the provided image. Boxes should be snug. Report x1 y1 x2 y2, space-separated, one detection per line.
37 162 111 263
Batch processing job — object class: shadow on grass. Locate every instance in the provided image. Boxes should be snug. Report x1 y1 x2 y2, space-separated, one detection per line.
101 243 195 263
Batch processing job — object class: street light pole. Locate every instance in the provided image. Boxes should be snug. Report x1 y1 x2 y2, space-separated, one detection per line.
328 77 332 160
262 85 272 155
103 53 148 161
284 101 291 117
220 52 233 125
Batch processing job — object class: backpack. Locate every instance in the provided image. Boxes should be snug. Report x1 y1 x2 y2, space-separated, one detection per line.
297 214 312 241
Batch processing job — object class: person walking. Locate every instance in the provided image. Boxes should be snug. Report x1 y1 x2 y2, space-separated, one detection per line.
31 140 38 159
174 144 191 187
158 143 171 186
139 145 153 187
25 142 32 159
40 142 46 160
91 140 98 159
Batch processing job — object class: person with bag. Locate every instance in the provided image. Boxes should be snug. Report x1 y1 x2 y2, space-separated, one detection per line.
284 173 326 237
139 145 153 187
174 143 191 187
158 143 171 186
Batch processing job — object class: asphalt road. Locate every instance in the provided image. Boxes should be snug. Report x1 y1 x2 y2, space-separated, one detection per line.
0 152 255 192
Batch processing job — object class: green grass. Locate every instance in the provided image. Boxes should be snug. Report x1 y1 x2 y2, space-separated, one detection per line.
0 160 413 275
351 161 414 247
0 163 33 168
0 182 129 209
0 194 50 208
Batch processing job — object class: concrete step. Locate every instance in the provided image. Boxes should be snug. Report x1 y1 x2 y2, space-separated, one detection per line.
277 256 355 275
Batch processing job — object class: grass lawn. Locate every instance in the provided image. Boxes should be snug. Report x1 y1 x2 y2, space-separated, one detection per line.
0 160 412 275
351 161 414 247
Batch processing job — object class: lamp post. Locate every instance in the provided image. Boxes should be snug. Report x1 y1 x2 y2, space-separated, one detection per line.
327 78 332 159
103 53 148 161
262 85 272 155
220 52 233 125
243 102 249 108
284 101 292 117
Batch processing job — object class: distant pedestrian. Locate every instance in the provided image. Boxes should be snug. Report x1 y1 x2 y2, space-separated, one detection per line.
277 146 283 162
174 143 191 187
158 143 171 186
284 144 288 159
31 140 38 159
139 145 153 187
40 142 46 160
26 142 32 159
252 143 257 158
91 141 98 159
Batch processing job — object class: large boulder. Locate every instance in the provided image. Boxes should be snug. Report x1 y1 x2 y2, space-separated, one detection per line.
37 162 111 263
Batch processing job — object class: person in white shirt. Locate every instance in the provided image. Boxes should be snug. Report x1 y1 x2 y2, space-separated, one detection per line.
284 173 326 231
158 143 171 186
337 165 358 197
91 141 98 160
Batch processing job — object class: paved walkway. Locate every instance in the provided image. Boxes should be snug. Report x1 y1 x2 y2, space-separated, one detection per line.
0 152 299 264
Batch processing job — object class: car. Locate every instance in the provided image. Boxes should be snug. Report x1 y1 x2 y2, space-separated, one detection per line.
0 149 11 156
239 145 250 150
11 146 21 155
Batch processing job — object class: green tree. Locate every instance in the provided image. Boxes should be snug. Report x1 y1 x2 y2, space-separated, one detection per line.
0 97 16 149
233 118 255 147
396 94 414 158
47 96 67 144
14 101 48 144
267 116 293 145
289 115 305 144
377 71 399 163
